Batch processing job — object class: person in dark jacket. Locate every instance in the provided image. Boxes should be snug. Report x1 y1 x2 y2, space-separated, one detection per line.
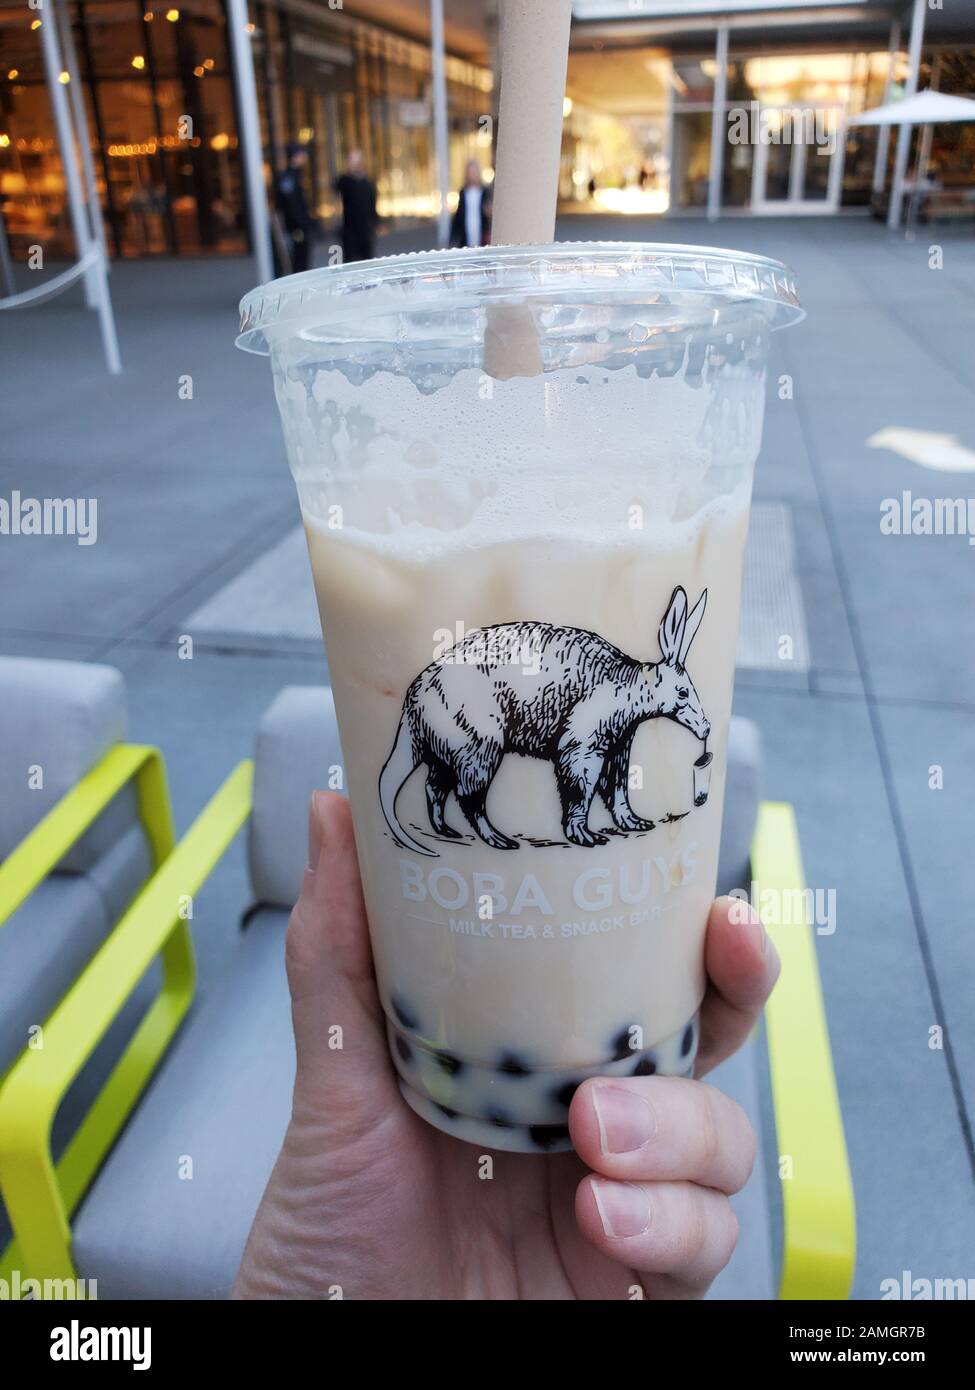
449 160 492 248
333 150 378 263
274 142 316 274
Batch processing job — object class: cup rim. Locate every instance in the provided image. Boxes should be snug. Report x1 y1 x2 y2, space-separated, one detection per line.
237 240 804 355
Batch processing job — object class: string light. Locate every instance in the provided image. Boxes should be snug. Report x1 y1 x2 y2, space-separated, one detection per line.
131 55 146 70
166 8 179 20
7 69 18 80
58 71 70 84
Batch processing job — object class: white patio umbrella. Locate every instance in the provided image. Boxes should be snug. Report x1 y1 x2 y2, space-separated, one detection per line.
849 88 975 127
849 89 975 235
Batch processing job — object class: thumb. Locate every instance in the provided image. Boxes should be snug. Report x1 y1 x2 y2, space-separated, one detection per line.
284 791 400 1135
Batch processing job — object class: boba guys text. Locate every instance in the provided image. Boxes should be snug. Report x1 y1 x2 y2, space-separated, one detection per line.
400 842 699 938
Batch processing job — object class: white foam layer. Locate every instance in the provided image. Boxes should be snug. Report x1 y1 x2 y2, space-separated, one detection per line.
303 481 751 561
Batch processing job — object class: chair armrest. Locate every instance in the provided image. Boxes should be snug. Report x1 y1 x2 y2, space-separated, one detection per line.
752 802 856 1299
0 744 174 930
0 760 254 1285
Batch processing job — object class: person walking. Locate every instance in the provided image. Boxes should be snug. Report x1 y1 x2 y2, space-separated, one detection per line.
333 150 379 263
274 142 316 274
449 160 492 248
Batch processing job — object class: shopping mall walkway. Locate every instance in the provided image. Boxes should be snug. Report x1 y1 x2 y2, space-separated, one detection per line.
3 215 974 1296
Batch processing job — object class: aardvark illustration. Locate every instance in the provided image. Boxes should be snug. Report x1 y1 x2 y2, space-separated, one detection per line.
379 586 710 856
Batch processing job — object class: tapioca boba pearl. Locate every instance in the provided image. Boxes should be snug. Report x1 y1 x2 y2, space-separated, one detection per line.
611 1026 640 1062
529 1124 571 1150
486 1107 514 1129
435 1050 463 1077
552 1079 580 1109
681 1023 695 1058
497 1051 533 1077
391 993 419 1031
394 1035 413 1064
632 1055 657 1077
434 1102 458 1120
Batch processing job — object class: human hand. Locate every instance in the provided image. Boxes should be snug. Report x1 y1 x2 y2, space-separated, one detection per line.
234 792 779 1300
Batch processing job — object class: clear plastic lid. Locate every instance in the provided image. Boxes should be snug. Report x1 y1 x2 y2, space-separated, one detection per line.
237 241 803 355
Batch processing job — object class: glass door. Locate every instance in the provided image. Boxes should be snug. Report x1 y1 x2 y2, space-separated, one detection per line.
751 106 842 213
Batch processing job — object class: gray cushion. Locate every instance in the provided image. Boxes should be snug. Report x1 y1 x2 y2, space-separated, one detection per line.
86 822 154 924
0 656 128 872
717 716 762 895
0 873 110 1076
249 685 346 908
72 908 293 1300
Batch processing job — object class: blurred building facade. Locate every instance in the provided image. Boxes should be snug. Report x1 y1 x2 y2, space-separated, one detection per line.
0 0 492 260
1 0 973 263
564 2 975 221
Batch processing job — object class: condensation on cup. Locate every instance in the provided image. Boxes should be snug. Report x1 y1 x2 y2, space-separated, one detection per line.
238 244 803 1152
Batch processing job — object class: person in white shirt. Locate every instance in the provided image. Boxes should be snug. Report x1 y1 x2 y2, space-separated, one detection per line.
449 161 492 248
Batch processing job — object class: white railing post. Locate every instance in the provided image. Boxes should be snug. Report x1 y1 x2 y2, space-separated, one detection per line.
54 0 107 268
39 0 97 308
872 17 901 196
227 0 274 285
888 0 926 230
707 24 729 223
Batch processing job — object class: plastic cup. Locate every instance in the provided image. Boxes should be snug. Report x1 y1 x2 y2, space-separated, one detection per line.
238 243 802 1152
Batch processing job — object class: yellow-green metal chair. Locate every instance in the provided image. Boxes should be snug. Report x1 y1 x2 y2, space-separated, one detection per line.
0 744 252 1288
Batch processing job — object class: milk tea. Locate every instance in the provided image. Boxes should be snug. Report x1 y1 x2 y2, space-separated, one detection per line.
242 244 799 1152
304 479 750 1151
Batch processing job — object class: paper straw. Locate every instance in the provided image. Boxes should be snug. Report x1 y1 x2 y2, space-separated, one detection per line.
485 0 572 379
491 0 573 245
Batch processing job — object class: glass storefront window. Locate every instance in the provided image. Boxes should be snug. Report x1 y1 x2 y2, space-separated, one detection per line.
0 0 244 259
722 137 753 210
0 0 492 262
252 8 491 231
671 110 710 208
563 48 672 213
671 57 714 106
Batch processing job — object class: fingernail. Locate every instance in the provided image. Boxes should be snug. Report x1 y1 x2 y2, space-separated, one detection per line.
592 1084 655 1154
592 1179 651 1239
737 901 768 957
307 793 325 872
